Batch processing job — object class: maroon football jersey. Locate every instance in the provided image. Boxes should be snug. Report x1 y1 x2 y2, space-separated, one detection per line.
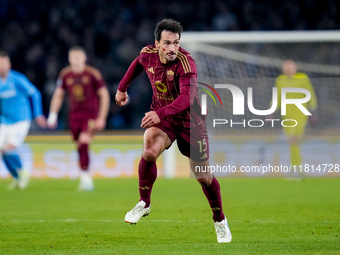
118 45 203 128
57 65 105 120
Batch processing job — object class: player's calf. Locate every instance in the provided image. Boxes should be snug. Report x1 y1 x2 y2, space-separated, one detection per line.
78 143 89 170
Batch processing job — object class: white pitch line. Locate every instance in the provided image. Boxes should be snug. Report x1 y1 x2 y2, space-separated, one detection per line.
0 219 339 224
0 219 191 223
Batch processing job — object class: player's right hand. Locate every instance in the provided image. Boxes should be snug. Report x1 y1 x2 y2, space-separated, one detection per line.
115 90 129 106
47 112 58 129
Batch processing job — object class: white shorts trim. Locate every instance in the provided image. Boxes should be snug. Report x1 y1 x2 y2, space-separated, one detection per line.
0 121 31 150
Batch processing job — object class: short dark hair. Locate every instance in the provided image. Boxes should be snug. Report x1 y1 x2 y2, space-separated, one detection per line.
154 19 183 42
68 45 86 54
0 51 9 58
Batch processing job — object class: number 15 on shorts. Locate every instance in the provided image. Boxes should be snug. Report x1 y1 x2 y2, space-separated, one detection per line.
198 138 207 153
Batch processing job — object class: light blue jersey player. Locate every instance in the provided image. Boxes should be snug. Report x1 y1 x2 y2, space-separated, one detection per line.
0 51 46 189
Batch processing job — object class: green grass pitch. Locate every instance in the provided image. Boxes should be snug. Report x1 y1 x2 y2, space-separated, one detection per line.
0 178 339 254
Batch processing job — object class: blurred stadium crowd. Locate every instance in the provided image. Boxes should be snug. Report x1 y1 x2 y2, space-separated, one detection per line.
0 0 339 129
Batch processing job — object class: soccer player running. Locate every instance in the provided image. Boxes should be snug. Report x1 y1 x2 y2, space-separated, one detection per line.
47 46 110 191
115 19 232 243
274 60 317 175
0 51 46 189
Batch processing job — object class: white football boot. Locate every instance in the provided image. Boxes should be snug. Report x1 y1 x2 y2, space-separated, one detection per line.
125 200 150 225
78 172 94 191
7 179 19 190
214 217 232 243
18 169 30 190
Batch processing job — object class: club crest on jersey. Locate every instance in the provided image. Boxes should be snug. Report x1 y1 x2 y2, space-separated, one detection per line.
166 70 174 81
81 75 90 85
66 78 74 86
155 81 167 93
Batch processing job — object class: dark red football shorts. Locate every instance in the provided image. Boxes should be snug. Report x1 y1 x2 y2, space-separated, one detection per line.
69 117 94 141
152 118 209 162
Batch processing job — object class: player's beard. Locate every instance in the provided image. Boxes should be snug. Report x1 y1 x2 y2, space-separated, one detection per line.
163 51 177 63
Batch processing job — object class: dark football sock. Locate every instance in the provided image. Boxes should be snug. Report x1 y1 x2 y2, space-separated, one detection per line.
202 177 225 222
78 143 89 171
138 157 157 207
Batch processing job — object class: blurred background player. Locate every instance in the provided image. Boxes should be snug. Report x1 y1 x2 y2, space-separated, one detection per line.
47 46 110 191
0 51 46 190
273 60 318 175
115 19 232 243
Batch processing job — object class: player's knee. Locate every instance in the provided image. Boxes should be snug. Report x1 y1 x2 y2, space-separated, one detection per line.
78 133 92 144
196 177 213 187
142 148 158 162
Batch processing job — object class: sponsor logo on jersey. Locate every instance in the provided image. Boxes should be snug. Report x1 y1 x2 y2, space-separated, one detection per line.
155 81 167 93
0 90 16 99
156 93 174 101
166 70 174 81
148 67 155 74
72 84 84 101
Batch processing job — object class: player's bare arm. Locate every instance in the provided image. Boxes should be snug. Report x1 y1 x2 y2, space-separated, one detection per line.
95 86 110 130
115 90 129 106
47 87 65 129
141 111 161 129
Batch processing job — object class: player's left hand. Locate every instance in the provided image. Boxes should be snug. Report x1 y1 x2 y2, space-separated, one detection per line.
35 115 47 129
141 111 160 128
94 117 106 130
